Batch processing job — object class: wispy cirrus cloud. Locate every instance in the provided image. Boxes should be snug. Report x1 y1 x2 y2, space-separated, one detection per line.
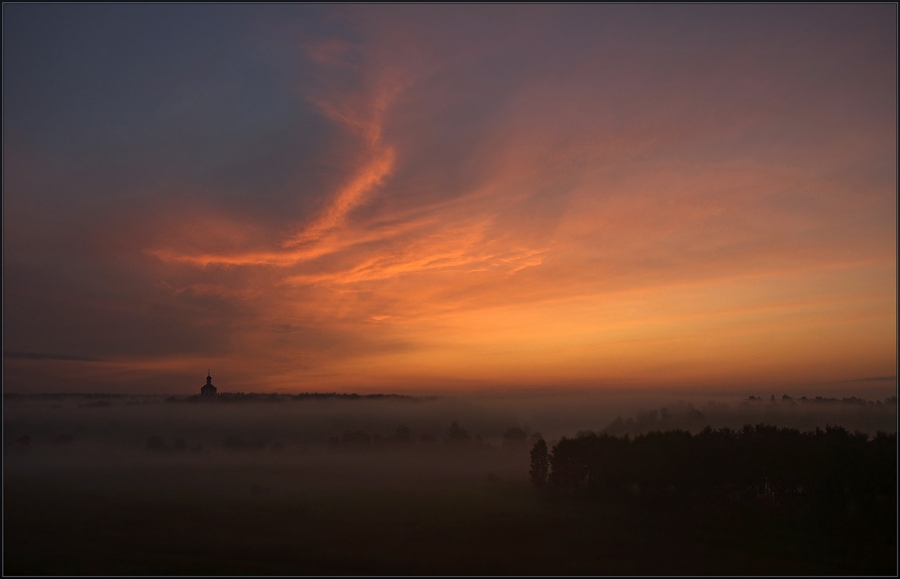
5 5 895 393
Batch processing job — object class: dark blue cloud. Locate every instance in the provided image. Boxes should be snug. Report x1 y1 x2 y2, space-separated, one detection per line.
4 4 348 224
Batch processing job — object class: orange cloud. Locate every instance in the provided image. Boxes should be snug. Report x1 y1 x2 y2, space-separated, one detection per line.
129 9 897 394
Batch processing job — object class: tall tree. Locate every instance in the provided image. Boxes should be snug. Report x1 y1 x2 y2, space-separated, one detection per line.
530 439 549 489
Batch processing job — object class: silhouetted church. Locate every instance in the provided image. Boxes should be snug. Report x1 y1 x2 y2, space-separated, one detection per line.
201 370 217 397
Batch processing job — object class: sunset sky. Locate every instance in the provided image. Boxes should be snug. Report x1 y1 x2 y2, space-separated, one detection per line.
4 5 896 395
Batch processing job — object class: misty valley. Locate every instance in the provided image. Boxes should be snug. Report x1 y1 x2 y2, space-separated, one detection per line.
4 391 897 575
5 3 897 576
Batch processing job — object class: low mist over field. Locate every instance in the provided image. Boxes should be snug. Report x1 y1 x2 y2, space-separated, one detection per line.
4 3 896 575
5 388 896 575
6 388 897 453
6 388 896 498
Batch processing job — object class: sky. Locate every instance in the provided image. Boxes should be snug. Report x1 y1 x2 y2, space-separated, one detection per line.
3 4 896 395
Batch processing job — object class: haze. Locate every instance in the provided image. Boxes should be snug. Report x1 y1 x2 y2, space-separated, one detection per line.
3 4 896 395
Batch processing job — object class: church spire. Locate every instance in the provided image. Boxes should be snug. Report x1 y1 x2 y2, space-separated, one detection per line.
201 370 217 397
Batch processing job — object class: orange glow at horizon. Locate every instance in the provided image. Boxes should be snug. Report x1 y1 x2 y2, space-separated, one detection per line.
141 19 898 393
4 5 896 395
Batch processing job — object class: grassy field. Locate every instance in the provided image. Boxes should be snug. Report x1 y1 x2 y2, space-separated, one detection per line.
4 395 896 575
5 452 895 576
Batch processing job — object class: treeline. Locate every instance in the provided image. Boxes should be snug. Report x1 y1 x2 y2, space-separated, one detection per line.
604 395 897 437
746 394 897 405
4 392 433 403
533 424 896 510
166 392 431 403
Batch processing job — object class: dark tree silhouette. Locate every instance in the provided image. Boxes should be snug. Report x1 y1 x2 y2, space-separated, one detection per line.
529 439 549 489
448 421 472 444
502 427 529 451
391 425 412 444
543 424 896 515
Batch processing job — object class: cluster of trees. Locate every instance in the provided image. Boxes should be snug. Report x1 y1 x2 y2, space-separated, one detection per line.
746 394 897 405
603 395 897 437
328 425 416 449
530 425 896 510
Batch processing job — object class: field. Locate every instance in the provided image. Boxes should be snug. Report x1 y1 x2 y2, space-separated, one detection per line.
4 394 897 575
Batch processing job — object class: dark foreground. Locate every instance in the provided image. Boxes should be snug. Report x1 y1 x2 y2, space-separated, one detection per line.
5 454 895 575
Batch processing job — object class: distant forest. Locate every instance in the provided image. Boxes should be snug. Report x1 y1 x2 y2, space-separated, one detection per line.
604 394 897 437
166 392 433 403
6 392 896 575
532 424 896 513
3 392 433 403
